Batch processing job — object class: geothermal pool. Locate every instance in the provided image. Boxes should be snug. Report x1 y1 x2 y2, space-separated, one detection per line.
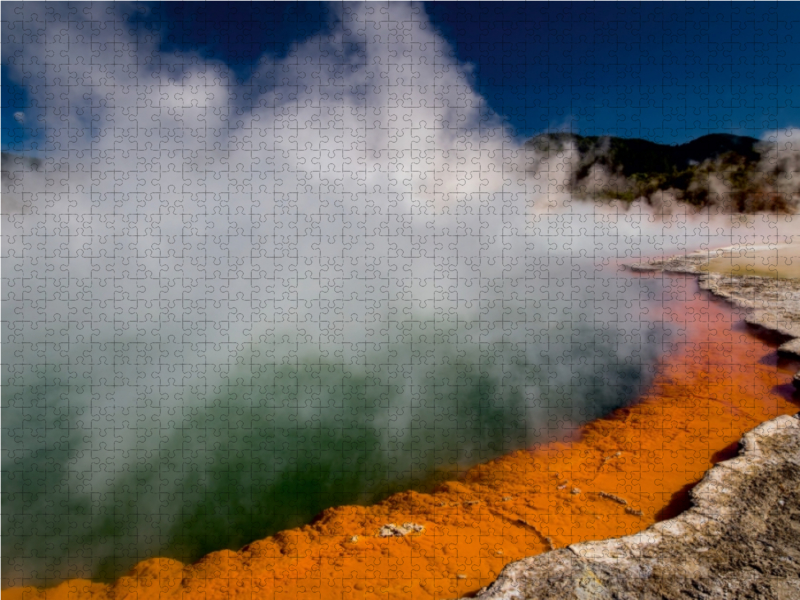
4 148 798 590
5 271 799 600
2 251 676 587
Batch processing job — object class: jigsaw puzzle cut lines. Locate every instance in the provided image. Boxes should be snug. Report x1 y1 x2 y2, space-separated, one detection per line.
2 3 799 599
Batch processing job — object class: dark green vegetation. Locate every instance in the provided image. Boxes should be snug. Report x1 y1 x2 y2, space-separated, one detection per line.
525 132 799 213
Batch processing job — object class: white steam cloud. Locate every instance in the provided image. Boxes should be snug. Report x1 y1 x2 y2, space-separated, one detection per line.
2 1 797 587
758 127 800 202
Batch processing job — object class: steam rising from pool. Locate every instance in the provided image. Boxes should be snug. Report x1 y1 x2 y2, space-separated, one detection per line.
2 2 796 587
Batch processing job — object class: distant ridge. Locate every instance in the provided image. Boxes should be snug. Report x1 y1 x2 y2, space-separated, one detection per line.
525 132 797 213
526 132 760 175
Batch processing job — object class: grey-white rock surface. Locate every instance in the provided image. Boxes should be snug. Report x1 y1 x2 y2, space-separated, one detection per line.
376 522 425 537
457 414 800 600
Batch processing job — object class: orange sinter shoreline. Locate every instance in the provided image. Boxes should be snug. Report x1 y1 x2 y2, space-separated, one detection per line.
6 272 800 600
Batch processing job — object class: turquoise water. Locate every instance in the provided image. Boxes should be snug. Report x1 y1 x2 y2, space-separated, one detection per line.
2 266 669 586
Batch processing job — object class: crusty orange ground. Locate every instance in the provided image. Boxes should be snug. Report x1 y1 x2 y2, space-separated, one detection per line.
6 273 799 600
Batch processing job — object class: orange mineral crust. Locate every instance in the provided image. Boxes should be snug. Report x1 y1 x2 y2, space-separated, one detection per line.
6 273 799 600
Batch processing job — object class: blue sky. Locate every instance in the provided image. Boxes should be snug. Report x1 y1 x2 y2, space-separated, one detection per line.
3 1 799 152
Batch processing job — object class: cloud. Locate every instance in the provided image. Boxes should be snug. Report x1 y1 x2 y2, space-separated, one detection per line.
12 111 24 124
760 126 800 146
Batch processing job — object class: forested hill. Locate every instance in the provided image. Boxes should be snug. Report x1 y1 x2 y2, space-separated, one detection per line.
525 132 799 213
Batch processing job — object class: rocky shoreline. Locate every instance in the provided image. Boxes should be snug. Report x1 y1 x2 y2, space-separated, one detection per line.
628 248 800 385
457 248 800 600
459 413 800 599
